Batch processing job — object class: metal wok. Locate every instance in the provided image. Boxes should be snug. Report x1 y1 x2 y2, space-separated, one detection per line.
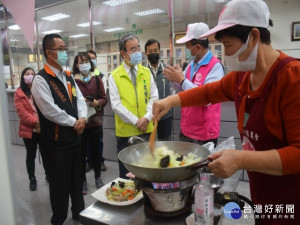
118 141 211 182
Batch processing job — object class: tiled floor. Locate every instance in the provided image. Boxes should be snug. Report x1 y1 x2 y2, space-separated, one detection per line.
10 144 254 225
11 144 119 225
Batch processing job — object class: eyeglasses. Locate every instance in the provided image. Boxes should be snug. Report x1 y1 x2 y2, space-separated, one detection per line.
126 47 141 54
50 47 68 52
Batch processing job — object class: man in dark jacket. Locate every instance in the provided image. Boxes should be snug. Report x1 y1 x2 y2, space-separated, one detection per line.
145 39 172 140
31 33 87 225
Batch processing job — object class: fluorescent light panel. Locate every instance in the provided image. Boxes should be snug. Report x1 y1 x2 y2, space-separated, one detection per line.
134 8 165 16
215 0 231 3
103 27 125 32
42 13 70 21
10 39 19 42
42 30 62 34
77 21 102 27
9 25 20 30
69 34 88 38
103 0 139 7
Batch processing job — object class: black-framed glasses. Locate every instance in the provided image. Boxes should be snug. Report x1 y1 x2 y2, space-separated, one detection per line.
50 47 68 52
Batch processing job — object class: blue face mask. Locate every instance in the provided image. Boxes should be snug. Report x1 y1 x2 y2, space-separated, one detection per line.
185 45 198 62
91 59 97 67
56 51 68 66
81 75 91 83
128 51 142 66
79 63 91 75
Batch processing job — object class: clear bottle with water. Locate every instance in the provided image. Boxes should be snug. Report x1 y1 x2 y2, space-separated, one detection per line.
194 174 214 225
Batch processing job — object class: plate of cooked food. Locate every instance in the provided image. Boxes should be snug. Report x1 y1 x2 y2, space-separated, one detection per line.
91 177 143 206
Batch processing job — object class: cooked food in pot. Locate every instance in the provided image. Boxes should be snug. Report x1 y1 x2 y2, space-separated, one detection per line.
105 180 140 202
134 145 203 168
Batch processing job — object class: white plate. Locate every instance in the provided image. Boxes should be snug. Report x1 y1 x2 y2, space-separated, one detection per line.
91 177 143 206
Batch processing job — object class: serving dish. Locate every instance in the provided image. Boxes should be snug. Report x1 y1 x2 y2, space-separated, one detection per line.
91 177 143 206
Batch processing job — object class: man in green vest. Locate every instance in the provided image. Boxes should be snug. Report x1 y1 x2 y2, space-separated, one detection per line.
109 34 158 179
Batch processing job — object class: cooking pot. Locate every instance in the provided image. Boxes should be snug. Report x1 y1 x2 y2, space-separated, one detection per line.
118 141 211 182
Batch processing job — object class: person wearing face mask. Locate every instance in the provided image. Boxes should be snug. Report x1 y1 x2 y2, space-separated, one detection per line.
164 22 224 147
31 34 87 224
72 52 107 194
87 50 103 77
144 39 172 141
87 49 107 172
109 34 159 179
153 0 300 224
14 67 47 191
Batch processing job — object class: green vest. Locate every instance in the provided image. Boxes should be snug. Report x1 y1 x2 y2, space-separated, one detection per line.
94 68 100 76
112 63 154 137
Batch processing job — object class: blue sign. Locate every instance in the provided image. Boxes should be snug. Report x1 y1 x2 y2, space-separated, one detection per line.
224 202 242 219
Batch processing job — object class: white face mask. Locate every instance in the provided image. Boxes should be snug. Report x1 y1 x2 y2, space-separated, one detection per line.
79 63 91 75
224 34 258 71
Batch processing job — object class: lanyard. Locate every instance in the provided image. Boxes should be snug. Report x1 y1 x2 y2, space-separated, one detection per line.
190 61 202 81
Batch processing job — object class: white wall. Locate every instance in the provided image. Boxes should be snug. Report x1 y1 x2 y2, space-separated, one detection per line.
0 38 17 225
266 0 300 57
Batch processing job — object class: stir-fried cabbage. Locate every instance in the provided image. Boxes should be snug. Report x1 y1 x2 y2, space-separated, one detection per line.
105 180 140 202
134 145 203 168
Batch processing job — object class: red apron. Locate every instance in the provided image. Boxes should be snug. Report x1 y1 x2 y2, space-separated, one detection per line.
235 57 300 225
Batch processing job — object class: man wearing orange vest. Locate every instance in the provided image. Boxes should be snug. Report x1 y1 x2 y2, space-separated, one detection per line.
32 33 87 225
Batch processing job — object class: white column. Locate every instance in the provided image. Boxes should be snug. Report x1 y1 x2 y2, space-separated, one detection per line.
0 35 17 225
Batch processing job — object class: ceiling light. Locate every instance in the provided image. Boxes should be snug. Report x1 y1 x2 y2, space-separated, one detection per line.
215 0 231 3
77 21 102 27
69 34 89 38
103 0 139 7
10 38 19 42
134 8 165 17
9 25 20 30
103 27 125 32
42 13 70 21
42 30 62 34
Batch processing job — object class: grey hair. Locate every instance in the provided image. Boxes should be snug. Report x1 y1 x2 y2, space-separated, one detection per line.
119 34 139 52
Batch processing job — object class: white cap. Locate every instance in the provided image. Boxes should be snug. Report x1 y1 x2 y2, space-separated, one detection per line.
176 22 209 44
199 0 270 39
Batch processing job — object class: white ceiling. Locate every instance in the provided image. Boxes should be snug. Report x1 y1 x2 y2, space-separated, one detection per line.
2 0 227 49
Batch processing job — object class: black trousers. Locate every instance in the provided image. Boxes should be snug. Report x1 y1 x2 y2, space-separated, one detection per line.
157 116 172 141
116 133 150 179
81 126 102 181
43 144 84 225
86 125 104 165
23 132 47 180
179 132 218 148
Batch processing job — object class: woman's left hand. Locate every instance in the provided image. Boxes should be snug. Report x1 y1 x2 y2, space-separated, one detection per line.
89 99 99 108
207 149 241 178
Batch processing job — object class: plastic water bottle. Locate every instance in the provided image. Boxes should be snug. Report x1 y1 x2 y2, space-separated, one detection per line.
194 174 214 225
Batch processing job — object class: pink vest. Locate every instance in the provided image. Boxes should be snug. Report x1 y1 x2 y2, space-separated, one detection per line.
181 57 221 141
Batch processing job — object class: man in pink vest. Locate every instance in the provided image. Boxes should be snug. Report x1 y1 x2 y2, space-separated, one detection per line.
164 22 224 147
